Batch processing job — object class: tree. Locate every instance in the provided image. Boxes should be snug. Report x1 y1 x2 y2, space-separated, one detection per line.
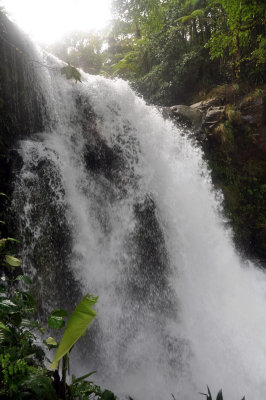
207 0 266 80
48 31 104 75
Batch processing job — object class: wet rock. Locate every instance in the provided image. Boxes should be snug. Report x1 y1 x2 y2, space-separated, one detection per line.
203 106 225 131
125 194 175 315
240 94 266 155
190 97 221 111
168 90 266 265
13 156 81 315
84 141 124 183
0 12 45 144
240 95 265 128
255 227 266 261
0 11 46 232
170 104 203 132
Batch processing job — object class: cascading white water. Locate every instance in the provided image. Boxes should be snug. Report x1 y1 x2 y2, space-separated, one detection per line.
12 50 266 400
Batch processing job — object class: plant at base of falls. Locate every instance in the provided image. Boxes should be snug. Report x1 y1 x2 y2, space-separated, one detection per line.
0 230 116 399
49 294 98 370
61 63 82 83
200 386 245 400
69 373 116 400
0 270 56 397
47 295 116 399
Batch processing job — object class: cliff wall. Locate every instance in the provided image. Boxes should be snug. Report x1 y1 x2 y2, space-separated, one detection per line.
0 11 44 224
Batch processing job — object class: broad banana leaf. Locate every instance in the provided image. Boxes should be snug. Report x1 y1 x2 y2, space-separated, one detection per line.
50 294 97 370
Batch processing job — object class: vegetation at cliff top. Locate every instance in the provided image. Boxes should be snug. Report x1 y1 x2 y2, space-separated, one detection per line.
48 0 265 105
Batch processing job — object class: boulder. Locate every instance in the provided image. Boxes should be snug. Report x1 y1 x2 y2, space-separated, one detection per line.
170 104 203 131
203 106 225 131
240 93 266 155
240 95 266 128
190 97 221 111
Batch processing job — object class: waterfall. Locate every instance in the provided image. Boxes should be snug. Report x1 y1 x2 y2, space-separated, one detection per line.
11 49 266 400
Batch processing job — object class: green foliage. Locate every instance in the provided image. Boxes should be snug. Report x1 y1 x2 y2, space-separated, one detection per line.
61 64 82 83
44 336 58 347
200 386 245 400
4 254 21 266
69 373 116 400
49 31 104 75
0 236 21 268
48 309 68 330
104 0 265 103
47 0 264 103
50 294 97 370
251 35 266 66
0 227 116 399
102 0 220 103
202 100 266 260
0 260 55 398
206 0 266 79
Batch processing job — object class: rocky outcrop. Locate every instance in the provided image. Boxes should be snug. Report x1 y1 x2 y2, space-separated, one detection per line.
170 90 266 265
0 11 44 214
0 12 82 312
203 106 225 131
240 95 265 127
240 94 266 156
170 104 203 132
190 97 221 111
170 98 227 134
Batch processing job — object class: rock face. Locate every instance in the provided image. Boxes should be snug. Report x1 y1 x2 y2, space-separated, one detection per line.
0 16 171 321
0 13 82 312
190 97 221 111
169 99 226 133
169 89 266 265
170 104 203 131
240 95 266 155
240 95 265 127
0 11 44 206
204 106 225 131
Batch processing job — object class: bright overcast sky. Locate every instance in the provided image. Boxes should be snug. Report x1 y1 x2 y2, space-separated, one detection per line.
1 0 112 44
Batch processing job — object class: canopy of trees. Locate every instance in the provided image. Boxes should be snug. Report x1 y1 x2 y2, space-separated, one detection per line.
48 0 265 105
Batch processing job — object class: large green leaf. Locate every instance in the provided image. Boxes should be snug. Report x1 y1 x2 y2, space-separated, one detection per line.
44 337 58 347
0 321 11 333
15 275 33 284
0 239 6 252
50 294 97 370
102 389 116 400
216 390 223 400
0 298 18 313
4 255 21 267
199 386 212 400
0 321 11 343
48 309 68 330
6 237 20 243
71 370 96 385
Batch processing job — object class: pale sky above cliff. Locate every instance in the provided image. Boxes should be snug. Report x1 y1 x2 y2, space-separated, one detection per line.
1 0 111 44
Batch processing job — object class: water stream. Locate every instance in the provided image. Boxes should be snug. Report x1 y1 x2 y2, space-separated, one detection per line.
12 50 266 400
